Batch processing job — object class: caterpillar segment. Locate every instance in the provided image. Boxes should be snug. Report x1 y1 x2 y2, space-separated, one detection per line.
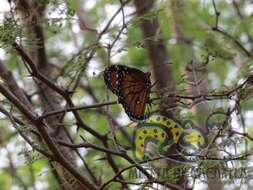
181 129 206 148
146 115 184 143
177 128 207 154
134 125 170 160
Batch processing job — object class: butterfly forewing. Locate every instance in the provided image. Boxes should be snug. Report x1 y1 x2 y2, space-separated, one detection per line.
104 65 122 94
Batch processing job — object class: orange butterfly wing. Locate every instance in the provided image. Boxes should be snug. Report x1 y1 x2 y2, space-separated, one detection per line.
104 65 151 121
118 68 151 121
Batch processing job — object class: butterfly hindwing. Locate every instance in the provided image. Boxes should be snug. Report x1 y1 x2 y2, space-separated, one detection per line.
118 71 151 120
104 65 151 121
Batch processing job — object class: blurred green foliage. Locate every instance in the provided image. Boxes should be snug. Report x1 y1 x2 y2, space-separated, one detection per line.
0 0 253 189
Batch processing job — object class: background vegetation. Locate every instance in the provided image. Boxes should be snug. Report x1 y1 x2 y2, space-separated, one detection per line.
0 0 252 189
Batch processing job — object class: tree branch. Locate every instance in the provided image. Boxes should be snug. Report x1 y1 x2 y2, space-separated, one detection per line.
0 83 98 190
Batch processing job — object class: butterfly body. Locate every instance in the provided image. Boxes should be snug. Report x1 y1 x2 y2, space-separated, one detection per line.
104 65 151 121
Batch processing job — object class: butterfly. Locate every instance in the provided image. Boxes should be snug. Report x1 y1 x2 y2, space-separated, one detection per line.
104 65 151 121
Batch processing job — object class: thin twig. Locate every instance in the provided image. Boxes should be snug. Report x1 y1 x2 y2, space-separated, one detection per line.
40 101 117 119
211 0 252 57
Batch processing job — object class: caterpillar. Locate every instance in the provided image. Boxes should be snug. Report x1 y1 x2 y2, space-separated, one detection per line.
133 115 207 160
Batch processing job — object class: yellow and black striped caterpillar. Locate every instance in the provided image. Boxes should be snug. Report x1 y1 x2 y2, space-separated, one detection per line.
134 115 207 160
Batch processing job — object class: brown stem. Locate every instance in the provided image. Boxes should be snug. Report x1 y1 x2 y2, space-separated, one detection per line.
41 101 117 119
0 84 98 190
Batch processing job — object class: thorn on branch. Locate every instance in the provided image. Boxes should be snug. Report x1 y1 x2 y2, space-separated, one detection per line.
80 135 87 142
